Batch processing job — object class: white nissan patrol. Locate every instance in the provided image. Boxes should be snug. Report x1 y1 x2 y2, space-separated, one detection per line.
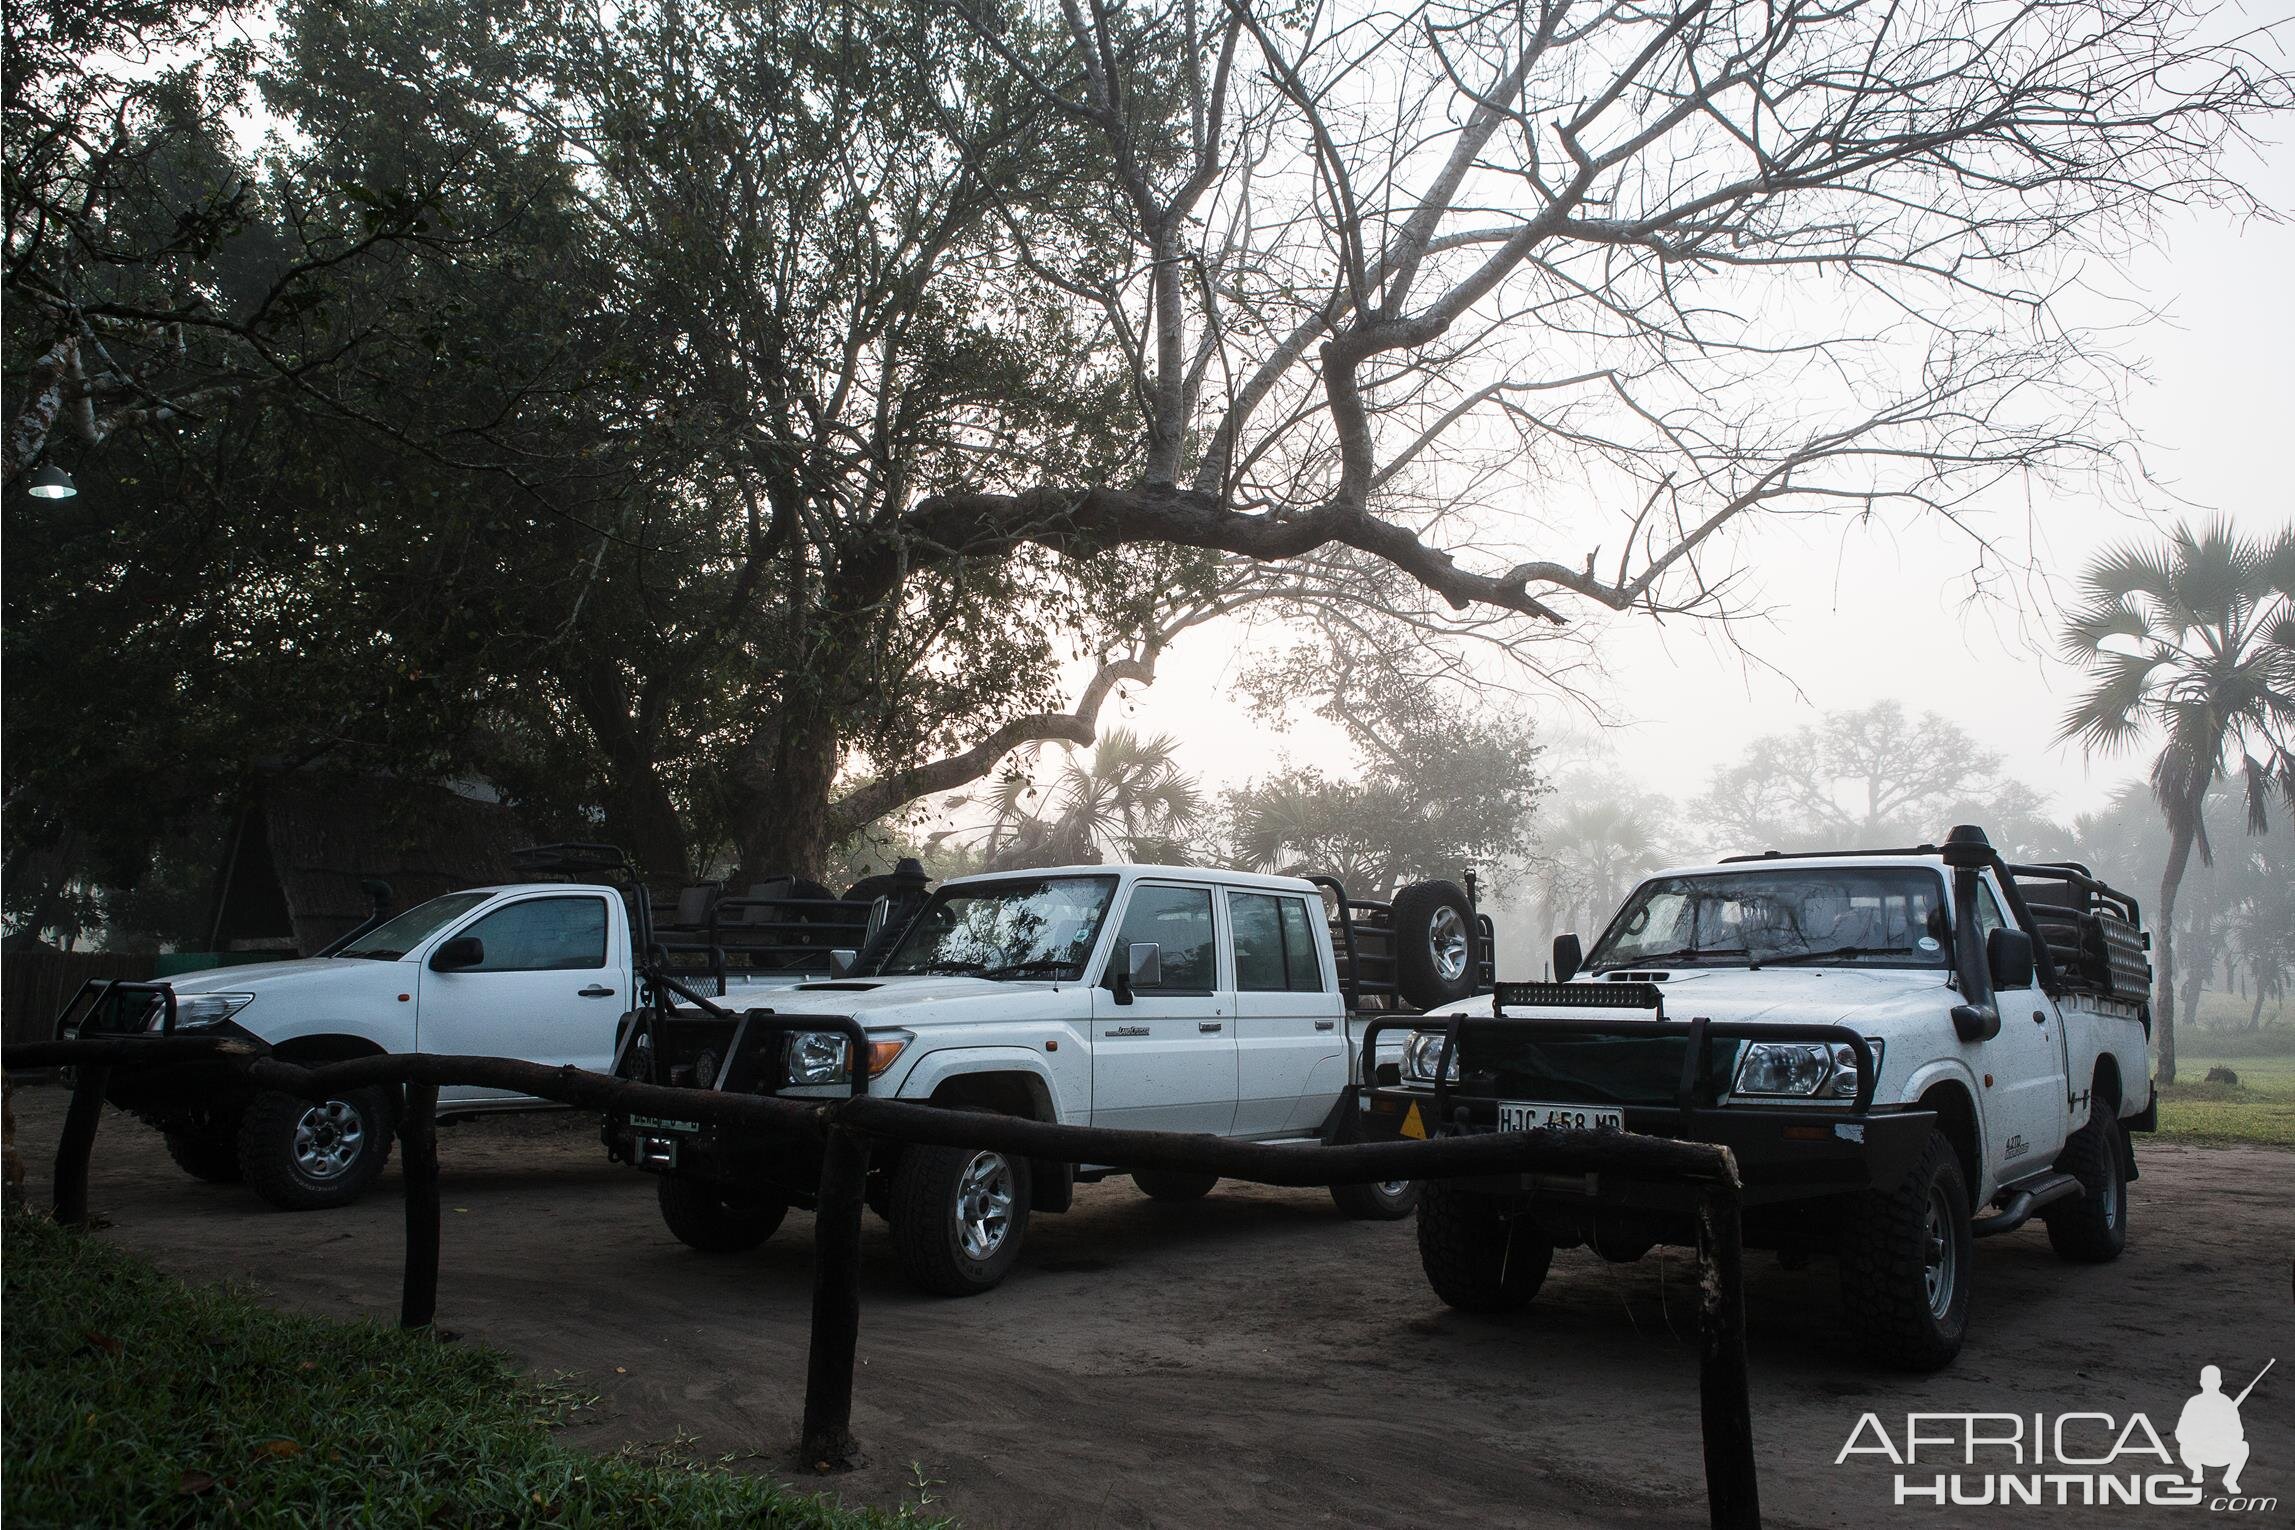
1361 825 2155 1370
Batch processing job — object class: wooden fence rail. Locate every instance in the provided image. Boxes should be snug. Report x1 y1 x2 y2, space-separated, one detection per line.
5 1037 1761 1530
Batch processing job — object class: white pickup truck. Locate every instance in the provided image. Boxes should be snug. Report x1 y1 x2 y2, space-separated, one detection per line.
59 847 910 1210
1361 825 2156 1370
604 863 1492 1294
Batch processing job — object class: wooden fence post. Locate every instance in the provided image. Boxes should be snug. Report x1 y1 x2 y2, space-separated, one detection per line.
397 1082 441 1329
52 1063 111 1228
1696 1185 1760 1530
799 1122 871 1470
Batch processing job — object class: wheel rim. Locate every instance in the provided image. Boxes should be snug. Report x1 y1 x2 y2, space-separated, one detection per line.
955 1151 1016 1261
1378 1180 1411 1198
2101 1152 2122 1229
293 1099 366 1180
1923 1183 1958 1319
1428 906 1471 983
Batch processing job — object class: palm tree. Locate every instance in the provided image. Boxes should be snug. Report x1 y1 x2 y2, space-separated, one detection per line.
958 729 1208 870
1530 790 1672 962
2058 521 2295 1082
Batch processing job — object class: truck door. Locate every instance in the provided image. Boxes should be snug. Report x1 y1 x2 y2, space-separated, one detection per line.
1090 881 1237 1135
416 892 624 1103
1227 888 1344 1136
1969 876 2069 1181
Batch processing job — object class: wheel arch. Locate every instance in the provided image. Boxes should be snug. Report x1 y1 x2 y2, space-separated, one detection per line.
268 1033 390 1065
2088 1054 2139 1180
915 1063 1071 1214
1912 1075 1982 1203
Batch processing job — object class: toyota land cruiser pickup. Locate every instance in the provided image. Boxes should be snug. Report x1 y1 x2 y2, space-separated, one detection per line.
604 863 1495 1295
1359 825 2154 1370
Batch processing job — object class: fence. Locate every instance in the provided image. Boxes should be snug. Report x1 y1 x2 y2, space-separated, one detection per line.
2 952 153 1046
4 1035 1763 1530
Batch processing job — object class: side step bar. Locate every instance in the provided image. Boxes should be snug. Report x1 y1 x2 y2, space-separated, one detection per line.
1971 1171 2084 1238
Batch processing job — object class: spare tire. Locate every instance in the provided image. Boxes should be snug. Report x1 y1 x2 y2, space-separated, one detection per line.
1392 879 1479 1009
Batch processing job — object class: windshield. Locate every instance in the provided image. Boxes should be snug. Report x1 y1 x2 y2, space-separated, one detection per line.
879 876 1118 980
1587 867 1950 971
337 891 495 960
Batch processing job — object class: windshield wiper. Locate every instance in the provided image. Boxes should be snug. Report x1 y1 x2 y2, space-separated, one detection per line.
342 948 403 961
916 959 989 976
1599 946 1748 969
981 958 1076 980
1762 945 1916 966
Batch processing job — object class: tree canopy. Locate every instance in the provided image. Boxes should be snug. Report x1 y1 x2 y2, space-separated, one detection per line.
7 0 2290 944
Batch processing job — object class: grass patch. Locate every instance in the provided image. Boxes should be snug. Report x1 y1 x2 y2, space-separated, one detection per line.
2155 1053 2295 1149
1 1214 946 1528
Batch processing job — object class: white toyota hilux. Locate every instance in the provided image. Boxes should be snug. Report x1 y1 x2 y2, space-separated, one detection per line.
58 847 903 1210
604 862 1493 1294
1361 825 2156 1370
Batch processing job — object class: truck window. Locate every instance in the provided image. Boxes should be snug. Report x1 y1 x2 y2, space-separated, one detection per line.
1115 885 1216 993
337 890 493 960
1972 880 2009 941
1229 890 1331 993
1278 896 1327 991
1589 866 1950 969
456 896 608 972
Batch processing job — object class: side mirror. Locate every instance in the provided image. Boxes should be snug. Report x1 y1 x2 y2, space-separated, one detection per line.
1552 933 1584 983
1987 927 2035 991
430 935 484 972
1111 941 1161 1005
1129 941 1162 989
828 948 858 979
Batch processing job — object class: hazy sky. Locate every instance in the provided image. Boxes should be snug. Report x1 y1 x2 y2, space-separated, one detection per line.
1108 127 2295 842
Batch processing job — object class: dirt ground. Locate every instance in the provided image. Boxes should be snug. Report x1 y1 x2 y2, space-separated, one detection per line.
9 1082 2290 1529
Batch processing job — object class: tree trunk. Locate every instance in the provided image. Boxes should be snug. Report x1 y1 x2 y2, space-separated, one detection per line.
2179 943 2206 1041
2154 818 2198 1087
732 711 841 885
2252 986 2267 1030
604 775 689 885
565 657 687 878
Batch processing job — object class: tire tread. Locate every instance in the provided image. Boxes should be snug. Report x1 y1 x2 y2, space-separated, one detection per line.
1838 1131 1968 1371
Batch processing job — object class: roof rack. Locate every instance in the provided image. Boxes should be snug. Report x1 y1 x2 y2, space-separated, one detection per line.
1718 842 1942 863
509 842 632 876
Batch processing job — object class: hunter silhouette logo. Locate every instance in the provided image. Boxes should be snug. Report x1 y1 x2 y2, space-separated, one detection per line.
2176 1360 2272 1497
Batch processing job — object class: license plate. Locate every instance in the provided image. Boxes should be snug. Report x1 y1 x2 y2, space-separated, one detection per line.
626 1114 700 1133
1498 1100 1624 1133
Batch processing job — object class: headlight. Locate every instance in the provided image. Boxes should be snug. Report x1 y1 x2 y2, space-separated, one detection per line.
785 1031 851 1085
1400 1029 1458 1084
783 1029 912 1086
1732 1039 1881 1100
1734 1042 1831 1097
1829 1038 1882 1099
164 993 255 1031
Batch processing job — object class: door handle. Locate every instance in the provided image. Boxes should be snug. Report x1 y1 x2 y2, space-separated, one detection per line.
579 985 616 998
1314 1020 1336 1031
1198 1022 1223 1033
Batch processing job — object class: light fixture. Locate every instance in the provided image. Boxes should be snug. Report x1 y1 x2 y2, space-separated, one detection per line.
26 463 77 500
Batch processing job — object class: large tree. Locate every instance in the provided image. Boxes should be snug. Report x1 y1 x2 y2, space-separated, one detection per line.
10 0 2291 930
1693 701 2066 855
2058 520 2295 1081
1220 634 1547 893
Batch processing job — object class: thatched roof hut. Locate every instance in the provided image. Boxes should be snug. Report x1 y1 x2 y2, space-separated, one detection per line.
210 774 531 955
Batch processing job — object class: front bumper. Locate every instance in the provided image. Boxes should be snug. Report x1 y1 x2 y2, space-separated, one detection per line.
55 982 263 1131
1359 1085 1937 1208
